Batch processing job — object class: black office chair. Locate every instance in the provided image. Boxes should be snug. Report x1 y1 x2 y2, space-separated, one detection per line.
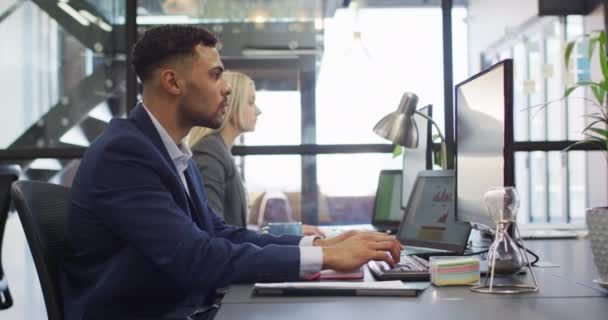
0 165 20 310
10 180 70 320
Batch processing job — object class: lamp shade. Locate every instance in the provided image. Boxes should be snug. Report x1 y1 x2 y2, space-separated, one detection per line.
373 92 419 148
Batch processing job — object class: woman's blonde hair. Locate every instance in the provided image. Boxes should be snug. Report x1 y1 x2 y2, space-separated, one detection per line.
187 71 254 147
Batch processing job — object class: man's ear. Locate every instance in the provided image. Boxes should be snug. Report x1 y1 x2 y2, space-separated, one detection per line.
159 69 183 96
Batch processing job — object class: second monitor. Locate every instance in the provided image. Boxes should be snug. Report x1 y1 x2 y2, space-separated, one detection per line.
454 59 515 229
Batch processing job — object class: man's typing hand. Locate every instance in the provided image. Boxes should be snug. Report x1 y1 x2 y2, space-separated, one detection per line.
312 230 361 247
302 225 326 237
320 232 402 272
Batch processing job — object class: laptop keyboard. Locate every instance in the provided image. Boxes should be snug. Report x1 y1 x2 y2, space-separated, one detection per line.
389 254 429 272
368 254 430 281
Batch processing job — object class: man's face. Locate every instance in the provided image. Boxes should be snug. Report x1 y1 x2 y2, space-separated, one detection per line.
178 45 231 129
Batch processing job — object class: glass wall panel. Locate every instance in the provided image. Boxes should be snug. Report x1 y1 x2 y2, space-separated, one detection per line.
0 1 126 149
481 16 605 226
316 154 401 225
547 151 566 222
545 22 566 141
0 1 126 182
566 16 586 141
568 151 586 223
515 152 530 224
1 1 60 148
527 35 547 141
529 151 548 222
513 43 529 142
239 91 301 146
239 155 301 223
317 7 468 145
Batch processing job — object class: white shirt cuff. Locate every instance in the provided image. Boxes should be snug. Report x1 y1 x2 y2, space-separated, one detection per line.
298 235 318 247
298 246 323 278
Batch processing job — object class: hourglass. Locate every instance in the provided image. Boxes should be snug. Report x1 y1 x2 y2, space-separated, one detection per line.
470 187 538 294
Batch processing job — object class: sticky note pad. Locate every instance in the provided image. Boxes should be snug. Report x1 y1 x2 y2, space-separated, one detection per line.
430 256 480 286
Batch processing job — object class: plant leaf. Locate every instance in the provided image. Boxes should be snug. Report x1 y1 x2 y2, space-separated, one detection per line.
577 80 602 86
582 119 604 133
600 30 607 45
565 41 576 70
587 127 608 139
598 40 608 82
591 85 605 105
589 37 598 60
583 114 608 122
586 136 608 150
392 145 403 158
601 80 608 92
564 86 579 97
562 139 599 152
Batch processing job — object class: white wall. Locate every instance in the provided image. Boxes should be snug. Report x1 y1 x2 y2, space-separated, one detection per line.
466 0 538 75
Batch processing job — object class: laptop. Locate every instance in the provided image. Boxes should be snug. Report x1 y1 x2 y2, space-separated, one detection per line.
368 170 473 281
322 170 406 236
397 170 471 259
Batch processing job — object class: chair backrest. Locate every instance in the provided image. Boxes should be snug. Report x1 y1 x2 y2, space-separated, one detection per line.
255 191 296 226
10 180 70 320
0 165 20 310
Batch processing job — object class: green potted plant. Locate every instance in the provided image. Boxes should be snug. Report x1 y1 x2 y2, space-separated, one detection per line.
562 30 608 155
561 30 608 288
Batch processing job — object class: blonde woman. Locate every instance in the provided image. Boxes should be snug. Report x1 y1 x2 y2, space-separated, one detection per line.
188 71 324 237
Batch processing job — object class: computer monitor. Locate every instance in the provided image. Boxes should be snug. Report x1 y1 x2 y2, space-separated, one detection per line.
454 59 514 229
401 105 434 209
372 170 405 231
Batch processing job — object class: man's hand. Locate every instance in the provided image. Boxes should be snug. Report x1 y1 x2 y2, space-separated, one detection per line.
321 232 402 272
302 225 326 237
313 230 361 247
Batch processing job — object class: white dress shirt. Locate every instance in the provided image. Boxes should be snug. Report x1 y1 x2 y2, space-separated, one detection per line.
142 104 322 277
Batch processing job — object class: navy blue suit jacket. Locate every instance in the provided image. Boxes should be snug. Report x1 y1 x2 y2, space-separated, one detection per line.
62 105 302 320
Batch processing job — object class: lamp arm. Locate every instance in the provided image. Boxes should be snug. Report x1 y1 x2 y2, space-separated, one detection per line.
414 109 447 169
414 110 445 142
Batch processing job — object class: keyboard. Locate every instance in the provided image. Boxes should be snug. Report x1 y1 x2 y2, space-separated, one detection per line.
368 254 430 281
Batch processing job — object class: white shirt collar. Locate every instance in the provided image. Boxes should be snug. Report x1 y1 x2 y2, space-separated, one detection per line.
141 103 193 175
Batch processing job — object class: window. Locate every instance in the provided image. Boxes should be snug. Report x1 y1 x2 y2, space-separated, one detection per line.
237 6 468 225
483 16 608 225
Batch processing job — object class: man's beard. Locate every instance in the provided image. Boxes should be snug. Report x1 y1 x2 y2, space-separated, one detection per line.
180 99 225 129
191 111 224 129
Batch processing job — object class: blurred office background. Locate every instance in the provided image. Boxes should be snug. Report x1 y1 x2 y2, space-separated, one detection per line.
0 0 607 318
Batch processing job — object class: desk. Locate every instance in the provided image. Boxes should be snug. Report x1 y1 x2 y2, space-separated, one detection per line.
215 239 608 320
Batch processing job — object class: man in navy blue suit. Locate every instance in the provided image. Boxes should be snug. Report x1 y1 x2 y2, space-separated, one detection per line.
61 25 402 320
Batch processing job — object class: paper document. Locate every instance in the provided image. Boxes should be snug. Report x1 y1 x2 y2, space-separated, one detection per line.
319 267 364 280
253 281 429 297
256 280 406 290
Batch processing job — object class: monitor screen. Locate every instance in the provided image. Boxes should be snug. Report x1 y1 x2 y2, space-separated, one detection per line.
398 170 471 253
401 105 433 209
454 59 514 229
373 170 405 225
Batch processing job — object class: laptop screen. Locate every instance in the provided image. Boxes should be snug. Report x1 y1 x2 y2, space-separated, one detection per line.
397 170 471 253
372 170 405 228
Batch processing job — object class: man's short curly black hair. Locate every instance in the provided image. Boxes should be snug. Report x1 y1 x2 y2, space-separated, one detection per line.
132 25 218 82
